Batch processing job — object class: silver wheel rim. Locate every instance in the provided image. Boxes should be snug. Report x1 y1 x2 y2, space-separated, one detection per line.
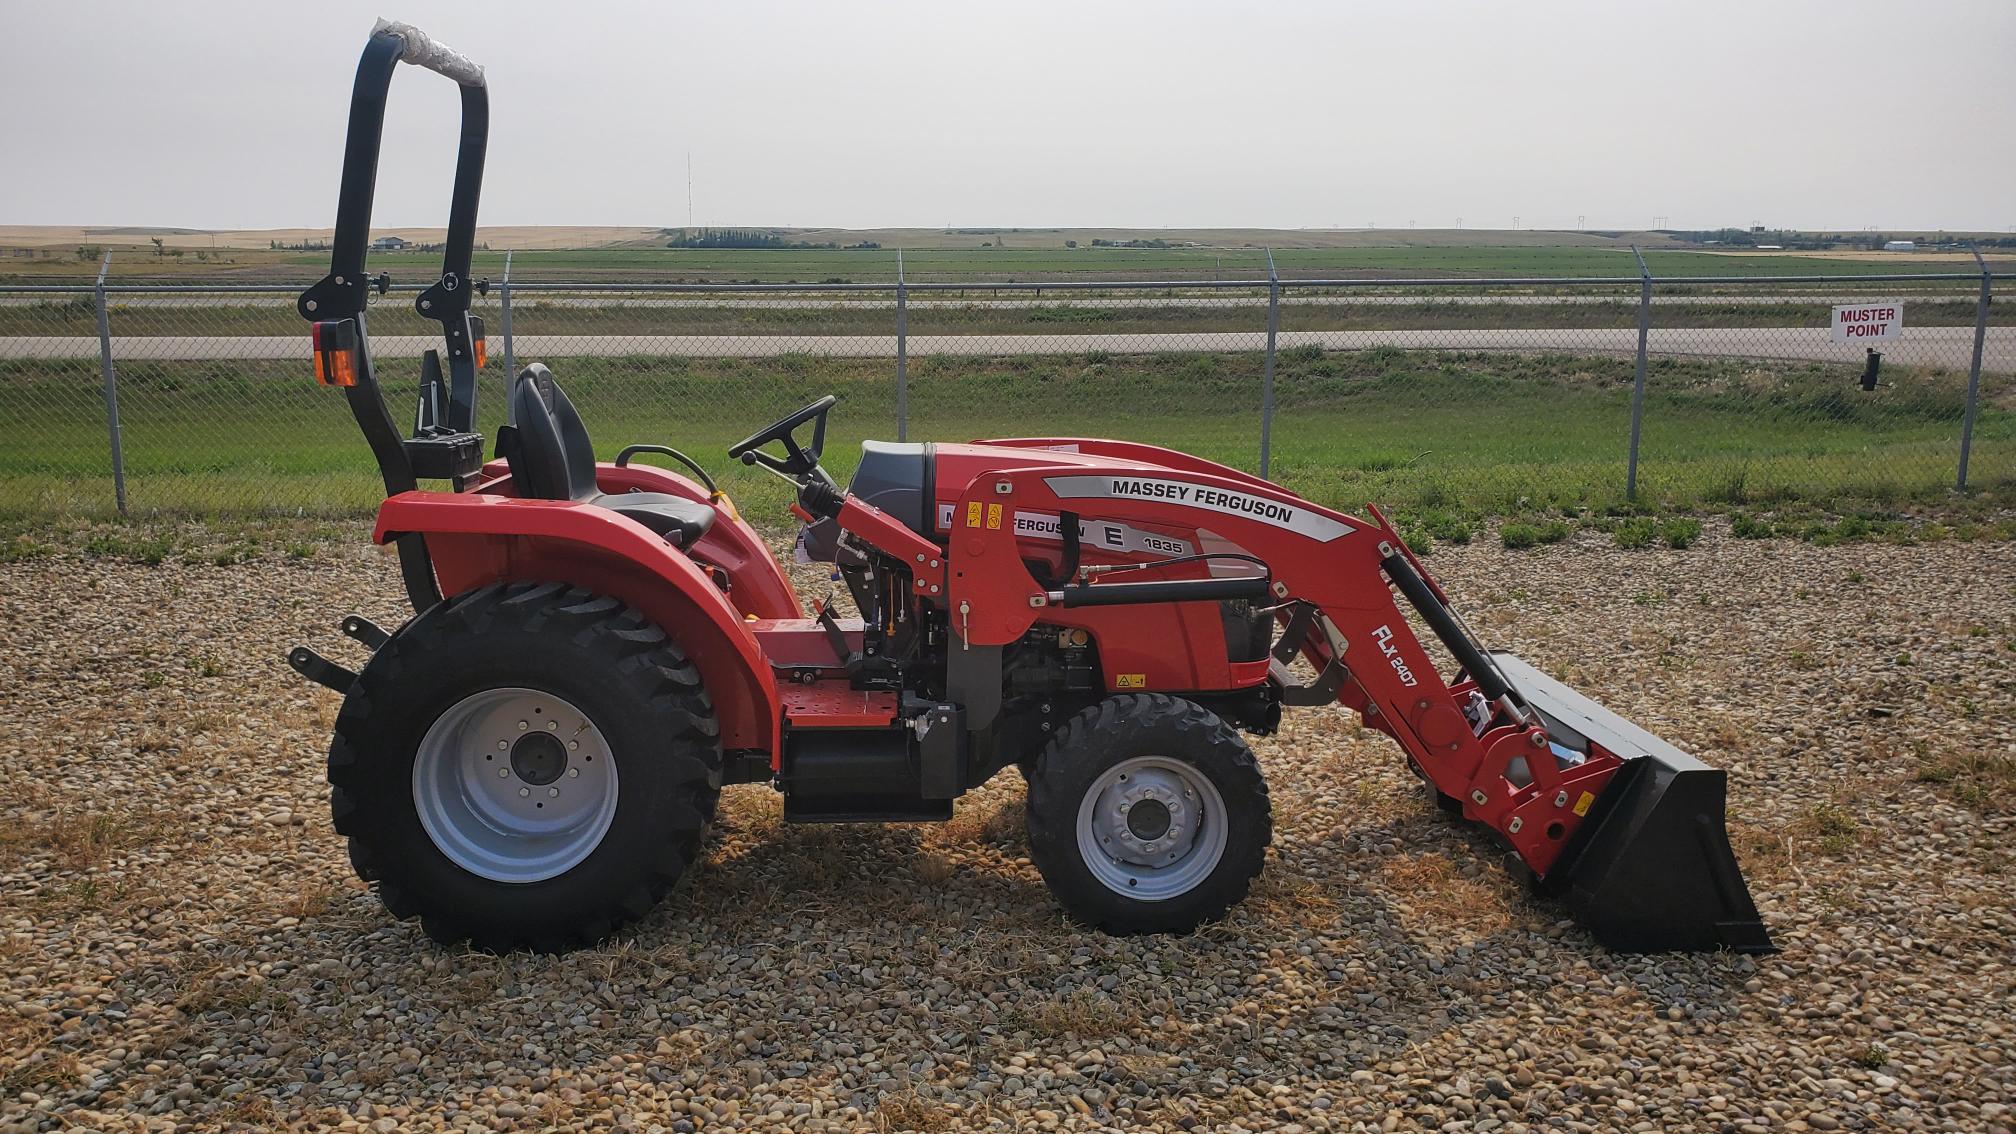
1075 755 1228 901
411 687 618 883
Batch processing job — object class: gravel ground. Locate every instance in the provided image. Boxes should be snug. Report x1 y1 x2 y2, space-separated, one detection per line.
1 521 2012 1133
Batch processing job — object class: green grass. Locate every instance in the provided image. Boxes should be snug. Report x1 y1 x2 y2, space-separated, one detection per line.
2 347 2009 520
1500 520 1572 550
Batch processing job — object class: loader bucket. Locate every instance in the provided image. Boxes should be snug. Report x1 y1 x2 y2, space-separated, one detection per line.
1488 653 1775 954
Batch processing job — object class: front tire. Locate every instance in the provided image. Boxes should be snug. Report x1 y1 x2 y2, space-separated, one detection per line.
1026 695 1271 933
329 582 722 952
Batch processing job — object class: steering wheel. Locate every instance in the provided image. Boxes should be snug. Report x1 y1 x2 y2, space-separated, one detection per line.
728 395 837 481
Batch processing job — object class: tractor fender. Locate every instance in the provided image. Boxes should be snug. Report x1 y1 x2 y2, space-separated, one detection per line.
475 459 801 621
374 491 782 754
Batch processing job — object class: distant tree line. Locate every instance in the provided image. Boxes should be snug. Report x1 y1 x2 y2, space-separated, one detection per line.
664 229 879 250
1669 228 2016 251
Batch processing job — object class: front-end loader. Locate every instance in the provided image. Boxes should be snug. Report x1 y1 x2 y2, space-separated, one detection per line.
288 21 1772 955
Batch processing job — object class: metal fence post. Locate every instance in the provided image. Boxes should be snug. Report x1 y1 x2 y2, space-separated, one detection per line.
1957 245 1991 491
1625 245 1652 501
499 249 515 423
93 251 128 515
895 249 909 442
1258 249 1280 480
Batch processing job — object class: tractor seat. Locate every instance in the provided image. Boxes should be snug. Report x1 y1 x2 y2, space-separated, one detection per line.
502 366 716 547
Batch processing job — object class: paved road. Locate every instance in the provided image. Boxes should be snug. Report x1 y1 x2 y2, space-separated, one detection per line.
4 326 2009 371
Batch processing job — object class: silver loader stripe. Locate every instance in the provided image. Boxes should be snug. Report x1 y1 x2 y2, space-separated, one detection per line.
1042 475 1355 543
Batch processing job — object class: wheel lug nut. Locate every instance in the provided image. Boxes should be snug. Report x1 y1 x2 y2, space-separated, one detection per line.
547 721 558 731
548 788 560 798
518 787 530 797
497 768 510 778
568 768 580 778
568 741 579 751
497 740 508 750
518 720 529 731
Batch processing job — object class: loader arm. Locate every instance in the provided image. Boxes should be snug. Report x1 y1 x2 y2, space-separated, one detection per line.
939 463 1770 953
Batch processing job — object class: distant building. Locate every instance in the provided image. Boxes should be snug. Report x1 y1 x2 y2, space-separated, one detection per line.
370 235 410 251
1883 240 1916 252
1755 244 1784 250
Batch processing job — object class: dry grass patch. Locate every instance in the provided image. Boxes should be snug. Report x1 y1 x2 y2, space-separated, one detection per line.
1913 747 2016 813
1379 851 1516 934
1788 800 1867 856
874 1087 958 1133
912 849 957 886
173 964 277 1017
0 1023 83 1098
0 804 171 873
1241 865 1345 931
274 878 342 920
1730 821 1792 880
1001 986 1141 1041
931 793 1025 847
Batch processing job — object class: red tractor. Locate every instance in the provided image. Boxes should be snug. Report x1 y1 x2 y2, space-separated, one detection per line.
290 22 1770 955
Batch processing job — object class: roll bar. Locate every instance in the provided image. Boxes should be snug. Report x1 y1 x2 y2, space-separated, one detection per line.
297 21 491 613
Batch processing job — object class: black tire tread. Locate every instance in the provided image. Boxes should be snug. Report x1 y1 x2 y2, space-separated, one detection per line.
1026 693 1271 934
327 581 721 953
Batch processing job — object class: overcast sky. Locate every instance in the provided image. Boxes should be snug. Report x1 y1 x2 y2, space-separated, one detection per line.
3 0 2011 233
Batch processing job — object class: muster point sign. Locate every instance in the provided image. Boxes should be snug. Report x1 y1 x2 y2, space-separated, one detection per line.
1831 301 1903 344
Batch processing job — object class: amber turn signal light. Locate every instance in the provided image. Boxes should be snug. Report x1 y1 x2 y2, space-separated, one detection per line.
311 319 361 388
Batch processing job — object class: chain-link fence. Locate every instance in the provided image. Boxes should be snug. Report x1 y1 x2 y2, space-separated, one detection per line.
2 258 2009 519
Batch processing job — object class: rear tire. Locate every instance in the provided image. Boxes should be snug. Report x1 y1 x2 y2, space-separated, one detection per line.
328 582 722 952
1026 695 1270 933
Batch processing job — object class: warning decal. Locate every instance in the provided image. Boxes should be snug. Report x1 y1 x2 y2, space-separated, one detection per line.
1041 475 1355 543
936 505 1196 557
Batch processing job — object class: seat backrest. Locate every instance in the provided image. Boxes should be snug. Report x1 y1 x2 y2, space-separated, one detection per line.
506 365 599 501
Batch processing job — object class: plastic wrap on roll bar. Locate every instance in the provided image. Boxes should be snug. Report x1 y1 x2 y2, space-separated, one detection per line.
371 17 485 86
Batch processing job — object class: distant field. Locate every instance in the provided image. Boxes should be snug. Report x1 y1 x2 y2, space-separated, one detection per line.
4 231 2003 285
327 245 1999 284
3 348 2006 519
